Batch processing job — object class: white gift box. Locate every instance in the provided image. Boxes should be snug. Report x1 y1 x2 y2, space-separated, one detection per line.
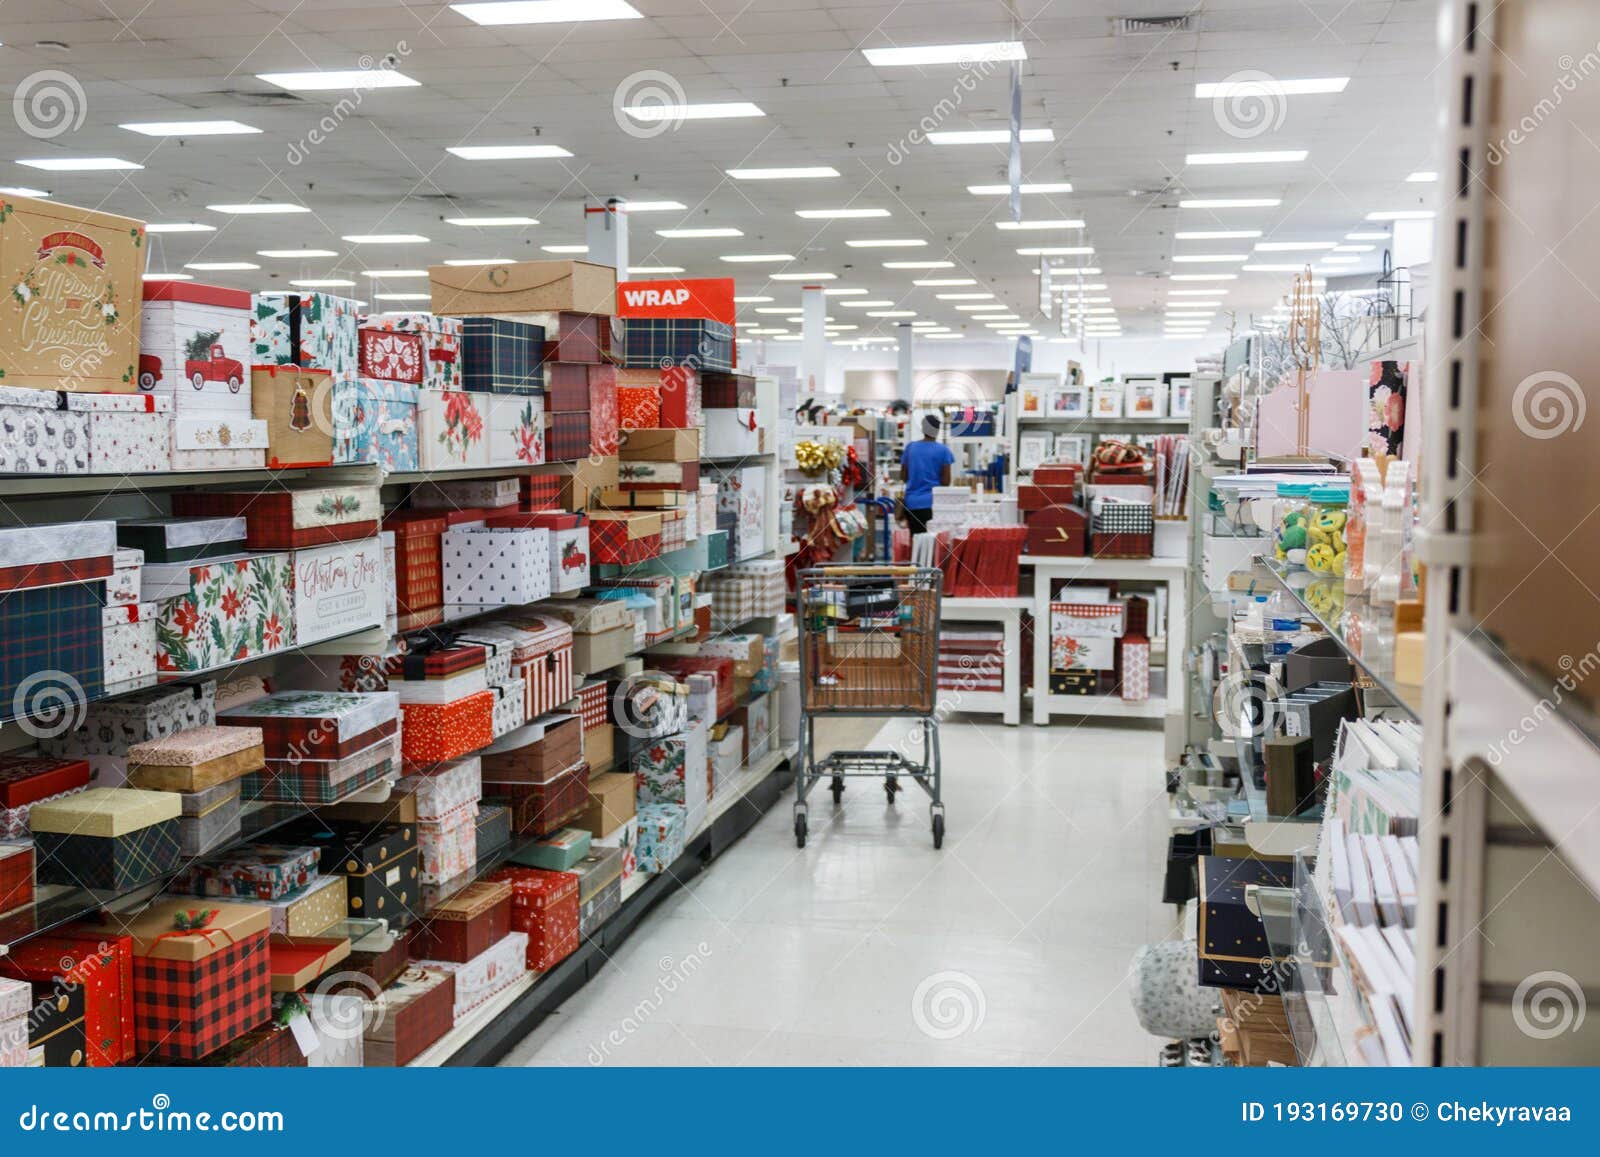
107 547 143 607
442 526 551 607
490 677 527 737
486 393 545 468
417 390 490 471
380 530 398 619
64 393 174 474
425 930 528 1018
103 602 158 685
395 755 483 821
291 537 388 646
0 386 89 474
139 283 254 413
703 407 761 457
389 667 488 705
549 526 590 594
170 413 268 470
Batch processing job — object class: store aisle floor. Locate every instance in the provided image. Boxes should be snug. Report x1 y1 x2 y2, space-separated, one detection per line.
502 716 1177 1066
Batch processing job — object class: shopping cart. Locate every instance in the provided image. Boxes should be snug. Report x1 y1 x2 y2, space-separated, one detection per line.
794 566 945 848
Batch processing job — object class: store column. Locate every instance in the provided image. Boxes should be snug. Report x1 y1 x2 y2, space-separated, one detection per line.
585 197 629 275
802 285 829 395
897 322 915 404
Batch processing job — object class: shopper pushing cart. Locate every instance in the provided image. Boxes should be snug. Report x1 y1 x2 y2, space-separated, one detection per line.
794 566 945 848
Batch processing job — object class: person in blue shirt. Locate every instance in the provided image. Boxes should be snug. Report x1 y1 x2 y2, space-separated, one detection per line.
899 414 955 537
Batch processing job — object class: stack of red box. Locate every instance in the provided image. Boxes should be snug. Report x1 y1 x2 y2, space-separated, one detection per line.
1019 463 1089 558
943 527 1029 596
0 928 135 1066
382 509 447 613
541 311 616 462
486 866 581 972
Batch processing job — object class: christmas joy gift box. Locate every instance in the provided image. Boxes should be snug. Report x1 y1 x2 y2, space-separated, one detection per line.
443 525 552 607
357 325 424 384
417 388 489 470
251 291 360 376
417 803 478 885
173 483 381 551
704 407 760 458
430 259 616 317
482 757 588 839
621 317 734 372
29 787 182 889
0 842 33 915
589 510 663 565
43 682 215 764
242 733 398 806
486 866 579 972
364 313 462 391
169 413 269 470
634 802 687 875
119 517 247 563
176 779 242 857
250 363 337 468
363 965 454 1066
460 316 545 394
384 509 446 612
126 724 264 792
426 928 527 1018
292 536 387 645
0 385 90 474
126 899 271 1062
139 282 253 412
61 391 173 473
147 551 294 672
0 755 91 809
172 843 320 901
399 691 494 764
577 770 635 839
218 689 401 759
279 819 419 926
510 825 590 872
410 879 512 964
0 193 145 393
0 931 135 1067
395 755 483 822
332 377 420 473
486 392 546 467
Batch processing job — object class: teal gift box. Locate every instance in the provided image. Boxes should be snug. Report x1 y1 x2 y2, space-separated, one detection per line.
333 378 420 472
509 826 591 871
634 803 686 875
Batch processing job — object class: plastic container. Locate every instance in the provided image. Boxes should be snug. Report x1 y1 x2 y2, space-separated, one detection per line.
1303 485 1351 577
1272 483 1316 566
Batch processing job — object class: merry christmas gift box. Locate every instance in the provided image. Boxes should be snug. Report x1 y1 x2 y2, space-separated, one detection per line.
169 413 269 470
399 692 494 764
0 930 135 1066
700 370 756 410
443 525 552 606
62 392 174 473
485 866 579 971
126 899 272 1061
251 291 360 376
28 787 182 890
396 755 482 822
250 363 336 468
291 536 387 645
119 517 246 563
357 325 424 384
364 313 462 391
173 483 381 551
411 879 513 964
485 392 546 467
176 779 242 857
383 509 447 612
363 965 454 1066
139 282 253 412
241 733 399 806
0 842 32 915
423 928 528 1019
332 377 420 473
125 723 264 792
277 819 419 926
0 755 92 809
460 317 545 394
0 193 145 393
172 843 320 901
417 389 489 470
482 756 588 839
634 802 687 875
218 689 401 760
412 476 521 510
145 552 294 672
621 317 733 372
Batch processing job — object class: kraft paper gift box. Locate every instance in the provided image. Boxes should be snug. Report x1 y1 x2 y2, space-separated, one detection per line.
250 363 336 468
332 377 420 472
0 842 33 915
61 391 173 472
417 803 479 884
363 312 462 391
218 689 401 759
546 408 590 462
443 525 552 606
485 866 579 971
126 899 271 1061
176 779 242 857
139 282 253 411
423 928 528 1018
700 370 756 409
384 509 446 612
291 536 387 645
357 325 424 384
704 407 761 458
0 386 89 473
363 965 454 1066
125 724 264 792
277 819 419 926
241 733 399 806
172 843 320 901
0 193 145 393
593 813 638 883
577 770 636 839
621 426 699 462
486 392 546 466
410 879 513 964
622 318 734 372
429 259 616 317
476 804 512 865
0 931 135 1067
169 413 269 470
146 551 294 672
570 624 632 674
510 825 591 872
460 316 545 394
399 692 494 764
119 517 246 563
634 802 687 875
251 291 361 376
173 483 381 551
28 787 182 890
396 755 483 822
417 388 490 470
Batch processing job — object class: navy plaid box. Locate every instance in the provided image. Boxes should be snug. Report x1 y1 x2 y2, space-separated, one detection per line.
460 317 546 394
0 580 104 724
621 318 733 372
35 819 182 890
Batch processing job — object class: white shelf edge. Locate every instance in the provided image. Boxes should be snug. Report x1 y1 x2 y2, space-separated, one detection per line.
406 974 538 1068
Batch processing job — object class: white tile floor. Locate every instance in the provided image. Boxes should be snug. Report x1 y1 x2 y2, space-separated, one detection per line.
502 714 1179 1066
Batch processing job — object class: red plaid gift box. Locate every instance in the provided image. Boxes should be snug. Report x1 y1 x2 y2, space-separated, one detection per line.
588 365 618 457
520 474 563 513
546 410 590 462
0 755 91 809
0 930 135 1066
0 521 117 594
399 692 494 763
589 512 662 565
173 486 381 551
544 362 587 411
0 843 31 915
574 680 607 732
382 510 447 612
127 901 271 1062
541 312 603 363
359 326 425 383
486 866 581 972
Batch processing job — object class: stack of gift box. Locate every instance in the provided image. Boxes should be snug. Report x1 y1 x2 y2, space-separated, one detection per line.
540 597 636 677
1018 464 1091 557
124 723 264 855
385 641 496 764
43 682 218 790
479 712 588 839
702 559 786 628
579 766 638 892
220 690 402 806
396 755 483 886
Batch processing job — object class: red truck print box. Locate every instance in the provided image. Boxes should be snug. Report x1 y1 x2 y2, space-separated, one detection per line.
139 282 253 413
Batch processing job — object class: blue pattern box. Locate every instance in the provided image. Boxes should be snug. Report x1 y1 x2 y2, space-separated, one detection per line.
620 318 734 372
460 317 545 395
634 802 687 874
333 378 420 472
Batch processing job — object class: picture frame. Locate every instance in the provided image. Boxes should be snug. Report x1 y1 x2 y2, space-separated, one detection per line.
1170 378 1193 419
1090 383 1124 418
1054 386 1088 418
1018 432 1051 471
1053 433 1089 463
1127 380 1167 418
1017 372 1057 418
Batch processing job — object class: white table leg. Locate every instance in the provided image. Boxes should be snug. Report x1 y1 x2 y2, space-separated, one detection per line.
1032 563 1056 725
1002 608 1021 726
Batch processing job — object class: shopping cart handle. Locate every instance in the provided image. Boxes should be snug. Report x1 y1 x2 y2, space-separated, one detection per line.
813 565 923 576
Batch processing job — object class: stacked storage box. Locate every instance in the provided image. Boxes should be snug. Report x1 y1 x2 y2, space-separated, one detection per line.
710 463 767 561
479 714 587 838
125 723 263 855
0 521 117 710
220 690 402 805
631 724 709 836
396 755 483 885
384 644 494 764
1019 464 1089 557
529 311 613 463
456 616 572 723
43 681 217 790
459 317 545 468
619 426 700 495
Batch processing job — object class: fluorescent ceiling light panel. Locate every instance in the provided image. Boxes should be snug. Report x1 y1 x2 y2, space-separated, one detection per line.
657 227 742 238
207 202 308 214
996 219 1086 230
1346 231 1390 240
845 239 925 248
258 248 336 257
867 310 916 317
142 272 193 281
1254 241 1338 252
839 300 894 308
795 208 890 219
444 258 510 265
446 216 538 226
1172 254 1247 263
623 103 763 122
291 278 357 287
726 167 838 180
343 234 428 244
884 261 953 269
1366 210 1434 221
148 223 216 234
1194 76 1349 98
1186 150 1308 165
1169 289 1228 296
1332 244 1375 253
936 292 994 300
1241 263 1311 272
120 120 259 136
362 269 428 278
1179 198 1281 209
967 182 1072 194
1015 246 1093 256
1406 171 1438 182
619 201 685 212
770 272 835 281
753 308 794 315
733 295 772 303
1320 256 1361 264
924 332 963 339
1175 230 1261 240
374 292 432 301
17 157 141 171
954 304 998 311
720 254 795 263
927 129 1053 144
451 0 643 24
629 265 685 274
824 288 869 295
184 261 258 271
1171 273 1238 281
448 144 572 160
912 278 976 286
0 186 49 196
257 70 419 90
863 41 1025 66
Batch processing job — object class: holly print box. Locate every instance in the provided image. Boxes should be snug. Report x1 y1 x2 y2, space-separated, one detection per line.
486 393 544 468
148 552 295 672
418 390 489 470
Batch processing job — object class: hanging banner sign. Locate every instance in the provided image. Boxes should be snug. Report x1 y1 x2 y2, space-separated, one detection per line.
616 277 736 324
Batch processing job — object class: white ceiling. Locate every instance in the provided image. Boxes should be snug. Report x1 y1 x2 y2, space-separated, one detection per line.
2 0 1442 344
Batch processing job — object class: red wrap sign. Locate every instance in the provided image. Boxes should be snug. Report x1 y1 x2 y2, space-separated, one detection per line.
616 278 735 325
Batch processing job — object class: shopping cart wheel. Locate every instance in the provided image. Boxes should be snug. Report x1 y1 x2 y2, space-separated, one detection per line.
885 776 899 804
932 813 945 849
794 810 808 848
830 776 845 805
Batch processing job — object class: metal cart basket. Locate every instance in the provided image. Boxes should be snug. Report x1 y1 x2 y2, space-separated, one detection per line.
794 565 945 848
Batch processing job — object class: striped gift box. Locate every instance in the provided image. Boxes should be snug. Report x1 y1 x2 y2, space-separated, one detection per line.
515 619 574 720
620 318 734 372
460 317 545 394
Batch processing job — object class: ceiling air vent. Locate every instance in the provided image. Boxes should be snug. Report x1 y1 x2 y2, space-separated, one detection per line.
197 88 308 108
1115 15 1194 34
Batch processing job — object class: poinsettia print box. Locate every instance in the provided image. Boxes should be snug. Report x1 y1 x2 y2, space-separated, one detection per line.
146 553 295 672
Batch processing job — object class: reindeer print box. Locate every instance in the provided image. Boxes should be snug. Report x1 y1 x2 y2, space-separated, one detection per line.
138 282 253 413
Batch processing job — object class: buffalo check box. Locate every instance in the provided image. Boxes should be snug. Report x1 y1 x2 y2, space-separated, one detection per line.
364 965 454 1066
411 879 513 964
412 476 522 510
703 407 761 458
357 326 424 384
417 389 490 470
169 413 269 470
279 819 420 926
28 788 183 890
118 517 246 563
700 370 756 409
63 392 174 473
0 386 89 474
621 426 699 462
486 866 579 971
0 842 34 915
622 317 734 371
171 843 320 901
175 780 242 857
383 509 446 613
443 525 552 606
138 282 254 413
291 536 387 645
126 899 272 1062
395 755 483 822
217 689 401 760
589 511 663 565
241 732 399 806
125 724 264 792
365 313 462 391
172 483 381 551
460 317 545 394
510 825 591 872
634 802 688 875
332 378 421 473
145 552 294 672
250 363 335 468
250 291 361 376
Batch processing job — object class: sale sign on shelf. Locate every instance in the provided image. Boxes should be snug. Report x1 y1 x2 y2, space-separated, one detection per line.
616 278 736 325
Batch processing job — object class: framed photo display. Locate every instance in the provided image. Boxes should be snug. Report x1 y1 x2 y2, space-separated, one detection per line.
1052 386 1088 418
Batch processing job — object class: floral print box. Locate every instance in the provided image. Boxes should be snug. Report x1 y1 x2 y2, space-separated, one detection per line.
146 552 295 672
418 389 489 470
